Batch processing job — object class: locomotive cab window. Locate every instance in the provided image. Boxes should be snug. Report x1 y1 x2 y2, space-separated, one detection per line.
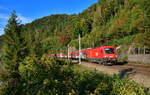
105 48 114 54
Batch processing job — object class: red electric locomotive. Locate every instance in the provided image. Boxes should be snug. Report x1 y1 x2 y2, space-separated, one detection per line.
71 46 117 64
85 46 117 64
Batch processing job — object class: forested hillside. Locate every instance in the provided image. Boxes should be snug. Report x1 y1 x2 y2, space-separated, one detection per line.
0 0 150 55
0 0 150 94
22 0 150 54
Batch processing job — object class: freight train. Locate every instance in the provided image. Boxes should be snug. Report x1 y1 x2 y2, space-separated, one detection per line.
50 46 117 65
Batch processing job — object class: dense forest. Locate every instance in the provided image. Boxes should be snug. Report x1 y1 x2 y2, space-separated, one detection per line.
22 0 150 54
0 0 150 94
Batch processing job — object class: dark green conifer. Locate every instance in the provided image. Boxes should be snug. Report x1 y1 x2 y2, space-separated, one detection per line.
3 10 23 79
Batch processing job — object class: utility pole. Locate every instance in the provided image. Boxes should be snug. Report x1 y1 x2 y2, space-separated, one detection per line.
67 34 81 63
79 34 81 64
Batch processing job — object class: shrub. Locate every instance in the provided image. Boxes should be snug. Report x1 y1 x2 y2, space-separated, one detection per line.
111 77 145 95
123 56 128 63
0 56 146 95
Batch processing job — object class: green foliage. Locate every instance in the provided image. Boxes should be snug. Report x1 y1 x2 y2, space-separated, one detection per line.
1 53 146 94
0 10 27 95
111 77 145 95
3 10 27 72
18 55 76 95
13 0 149 53
0 36 4 50
94 82 110 95
0 0 150 94
73 18 90 38
0 0 150 52
0 36 4 71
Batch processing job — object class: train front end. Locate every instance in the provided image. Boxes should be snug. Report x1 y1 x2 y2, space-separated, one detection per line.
103 46 117 64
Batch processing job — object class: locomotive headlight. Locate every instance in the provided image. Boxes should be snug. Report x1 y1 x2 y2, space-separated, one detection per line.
104 55 107 58
115 55 117 58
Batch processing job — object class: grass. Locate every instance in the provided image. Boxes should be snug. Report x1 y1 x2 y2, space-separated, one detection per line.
72 64 95 72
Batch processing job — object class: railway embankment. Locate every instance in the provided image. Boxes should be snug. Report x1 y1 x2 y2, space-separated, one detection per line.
80 62 150 88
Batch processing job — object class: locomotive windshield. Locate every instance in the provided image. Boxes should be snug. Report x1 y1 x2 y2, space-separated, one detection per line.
105 48 114 54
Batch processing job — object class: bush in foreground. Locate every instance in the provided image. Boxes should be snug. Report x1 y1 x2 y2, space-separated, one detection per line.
0 55 146 95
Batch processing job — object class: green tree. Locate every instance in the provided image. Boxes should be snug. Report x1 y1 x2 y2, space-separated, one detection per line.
1 10 26 94
25 30 45 62
73 18 90 38
3 10 23 73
